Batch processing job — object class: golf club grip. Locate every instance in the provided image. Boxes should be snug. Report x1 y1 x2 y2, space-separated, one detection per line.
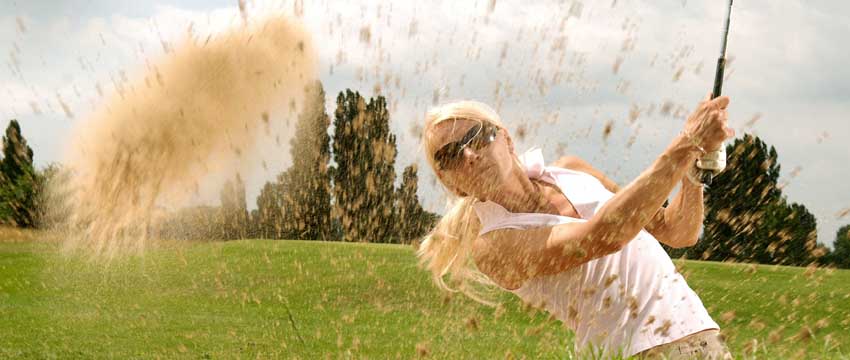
697 56 727 186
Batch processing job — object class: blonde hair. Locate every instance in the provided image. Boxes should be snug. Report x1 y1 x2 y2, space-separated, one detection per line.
416 100 507 306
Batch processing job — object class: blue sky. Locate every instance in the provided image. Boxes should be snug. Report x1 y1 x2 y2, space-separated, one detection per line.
2 0 848 246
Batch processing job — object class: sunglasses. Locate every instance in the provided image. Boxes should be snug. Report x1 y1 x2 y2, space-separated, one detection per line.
433 122 499 171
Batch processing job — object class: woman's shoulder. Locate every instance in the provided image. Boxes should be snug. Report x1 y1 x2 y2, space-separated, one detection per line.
552 155 591 171
550 155 621 194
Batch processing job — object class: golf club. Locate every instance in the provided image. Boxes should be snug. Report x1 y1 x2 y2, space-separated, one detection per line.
697 0 734 185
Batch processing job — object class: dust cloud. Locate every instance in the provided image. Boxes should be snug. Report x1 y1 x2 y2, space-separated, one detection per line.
59 16 317 260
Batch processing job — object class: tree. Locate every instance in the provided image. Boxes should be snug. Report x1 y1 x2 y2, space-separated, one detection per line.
764 201 819 266
829 224 850 269
256 180 282 239
331 90 398 243
253 81 333 241
33 163 72 229
247 208 261 239
255 171 302 240
220 173 248 240
395 164 438 244
278 81 333 240
690 135 782 262
0 120 38 227
158 205 223 240
688 134 820 265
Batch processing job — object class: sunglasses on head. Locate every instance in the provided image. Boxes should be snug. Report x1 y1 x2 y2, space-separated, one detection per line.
433 121 499 171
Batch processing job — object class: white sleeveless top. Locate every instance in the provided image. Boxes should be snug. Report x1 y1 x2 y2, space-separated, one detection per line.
472 148 719 357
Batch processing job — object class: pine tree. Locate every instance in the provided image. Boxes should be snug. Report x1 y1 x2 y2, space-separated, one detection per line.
330 91 363 242
364 95 398 243
690 135 780 262
690 134 820 265
256 181 281 239
395 164 437 244
0 120 37 227
331 90 398 243
256 172 300 240
765 201 819 266
829 224 850 269
278 81 332 240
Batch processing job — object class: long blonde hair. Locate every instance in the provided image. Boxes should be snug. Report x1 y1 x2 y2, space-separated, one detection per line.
416 100 508 306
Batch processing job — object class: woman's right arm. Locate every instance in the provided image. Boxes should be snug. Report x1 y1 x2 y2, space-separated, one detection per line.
474 96 732 289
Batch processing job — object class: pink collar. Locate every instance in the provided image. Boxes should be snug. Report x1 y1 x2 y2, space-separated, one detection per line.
518 147 547 180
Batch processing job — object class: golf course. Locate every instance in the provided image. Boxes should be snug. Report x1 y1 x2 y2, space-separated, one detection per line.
3 0 850 358
1 227 847 359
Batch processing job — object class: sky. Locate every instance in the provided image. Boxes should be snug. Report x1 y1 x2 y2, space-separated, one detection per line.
1 0 848 247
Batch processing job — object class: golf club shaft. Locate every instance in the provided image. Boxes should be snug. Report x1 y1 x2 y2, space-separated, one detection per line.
712 57 726 100
699 0 733 185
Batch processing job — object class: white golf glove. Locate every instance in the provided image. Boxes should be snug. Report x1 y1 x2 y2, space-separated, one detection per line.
687 147 727 185
696 147 727 173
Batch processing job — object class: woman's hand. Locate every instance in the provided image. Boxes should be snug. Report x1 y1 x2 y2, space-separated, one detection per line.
682 95 735 152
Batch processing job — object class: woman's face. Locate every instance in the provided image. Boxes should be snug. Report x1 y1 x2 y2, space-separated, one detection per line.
430 119 515 199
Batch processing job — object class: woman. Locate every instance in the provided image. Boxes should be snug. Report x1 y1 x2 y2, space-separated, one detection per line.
417 97 735 359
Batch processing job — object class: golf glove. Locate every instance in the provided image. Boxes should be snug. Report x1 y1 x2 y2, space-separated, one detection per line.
686 147 726 185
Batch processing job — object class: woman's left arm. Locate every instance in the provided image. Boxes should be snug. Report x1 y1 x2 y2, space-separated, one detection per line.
556 156 702 248
646 177 704 248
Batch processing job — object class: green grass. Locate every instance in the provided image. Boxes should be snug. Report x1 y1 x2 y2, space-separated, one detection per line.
1 229 848 359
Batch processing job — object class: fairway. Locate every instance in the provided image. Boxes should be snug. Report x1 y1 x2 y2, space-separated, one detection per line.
1 230 848 359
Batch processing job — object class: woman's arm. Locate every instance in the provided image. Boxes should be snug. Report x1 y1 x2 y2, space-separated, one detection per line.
649 177 705 248
474 96 732 288
557 156 704 248
476 132 703 289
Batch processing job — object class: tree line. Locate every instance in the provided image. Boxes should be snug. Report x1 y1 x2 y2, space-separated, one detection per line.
158 82 438 244
1 88 848 266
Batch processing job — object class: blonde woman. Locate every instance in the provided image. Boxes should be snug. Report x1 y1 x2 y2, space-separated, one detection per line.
417 97 735 359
